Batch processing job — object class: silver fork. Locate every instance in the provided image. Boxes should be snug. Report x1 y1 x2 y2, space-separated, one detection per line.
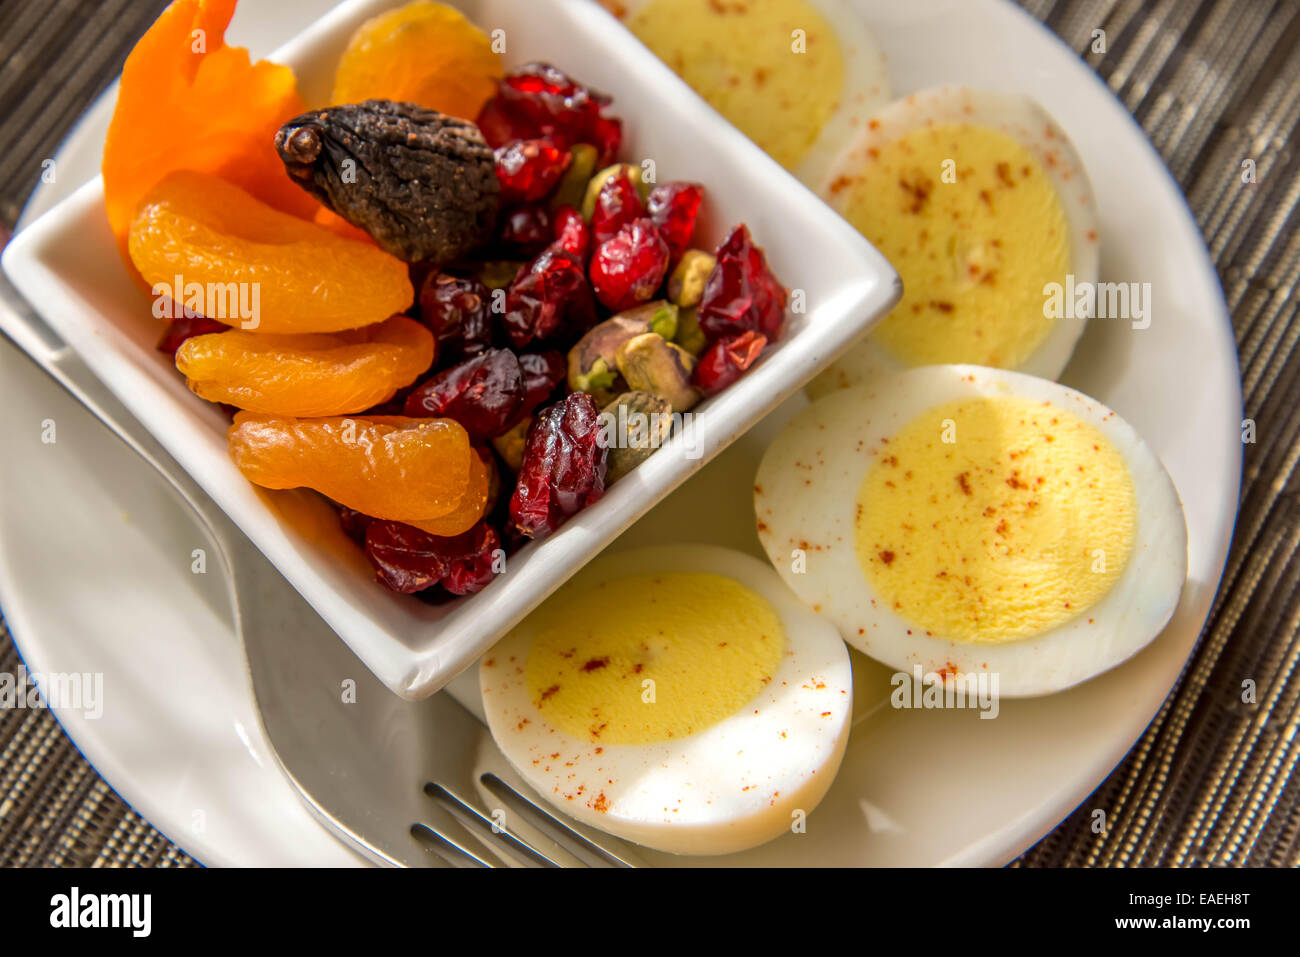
0 269 643 867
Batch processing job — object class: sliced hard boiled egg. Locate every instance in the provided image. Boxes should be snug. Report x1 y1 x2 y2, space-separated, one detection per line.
479 543 852 856
755 365 1187 697
808 86 1101 397
619 0 890 184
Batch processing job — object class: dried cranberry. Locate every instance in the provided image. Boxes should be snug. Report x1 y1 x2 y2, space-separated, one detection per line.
499 63 606 120
364 522 441 593
591 171 644 246
587 115 623 168
338 507 374 544
517 350 567 416
589 219 670 312
502 247 597 349
646 182 703 261
418 273 493 364
697 224 788 343
476 63 622 165
364 520 501 596
552 205 590 259
403 348 523 441
475 98 524 150
441 522 502 595
497 204 552 257
481 358 553 481
157 313 228 356
693 330 767 396
510 393 608 539
494 139 571 205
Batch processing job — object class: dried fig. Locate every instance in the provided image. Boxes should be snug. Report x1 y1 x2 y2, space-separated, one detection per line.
275 100 499 265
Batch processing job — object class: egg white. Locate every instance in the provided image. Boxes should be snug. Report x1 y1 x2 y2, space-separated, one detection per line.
479 543 852 856
792 0 893 186
617 0 891 186
807 86 1101 398
756 365 1188 697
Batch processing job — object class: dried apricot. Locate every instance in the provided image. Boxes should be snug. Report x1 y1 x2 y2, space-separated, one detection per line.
330 1 502 120
229 413 473 521
176 315 434 416
333 451 492 542
103 0 318 267
406 450 491 537
129 171 412 334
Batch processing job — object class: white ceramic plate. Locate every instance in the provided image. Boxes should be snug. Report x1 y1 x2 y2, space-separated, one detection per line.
0 0 1239 866
1 0 898 701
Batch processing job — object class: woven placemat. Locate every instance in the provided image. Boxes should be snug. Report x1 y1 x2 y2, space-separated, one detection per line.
1 0 1297 868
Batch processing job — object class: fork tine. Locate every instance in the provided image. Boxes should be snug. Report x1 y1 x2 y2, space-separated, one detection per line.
409 821 493 868
478 772 640 868
412 780 546 868
422 782 566 868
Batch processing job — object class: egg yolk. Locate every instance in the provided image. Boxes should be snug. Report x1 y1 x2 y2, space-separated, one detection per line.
628 0 844 170
830 123 1070 369
854 397 1135 643
523 572 785 745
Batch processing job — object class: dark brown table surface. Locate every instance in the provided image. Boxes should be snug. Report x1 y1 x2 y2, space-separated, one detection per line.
1 0 1298 867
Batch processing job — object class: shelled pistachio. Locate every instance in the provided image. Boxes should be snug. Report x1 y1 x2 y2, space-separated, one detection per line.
600 390 673 483
615 332 700 412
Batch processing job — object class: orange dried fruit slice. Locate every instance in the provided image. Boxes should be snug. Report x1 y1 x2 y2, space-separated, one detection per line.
176 315 434 416
229 413 473 521
129 170 413 333
330 0 503 120
406 451 491 537
103 0 319 268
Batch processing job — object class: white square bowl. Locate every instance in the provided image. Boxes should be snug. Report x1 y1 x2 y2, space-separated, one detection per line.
2 0 899 699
